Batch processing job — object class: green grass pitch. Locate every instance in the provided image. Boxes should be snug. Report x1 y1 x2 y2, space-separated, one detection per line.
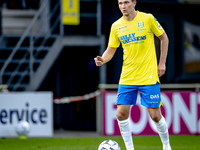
0 135 199 150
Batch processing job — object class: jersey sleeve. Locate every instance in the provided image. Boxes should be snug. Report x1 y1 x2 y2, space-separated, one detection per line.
150 14 164 37
108 24 120 48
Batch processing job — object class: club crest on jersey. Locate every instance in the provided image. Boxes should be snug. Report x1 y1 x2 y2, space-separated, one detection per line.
138 22 144 29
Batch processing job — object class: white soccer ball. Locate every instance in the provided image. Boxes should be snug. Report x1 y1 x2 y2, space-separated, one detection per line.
98 140 121 150
15 121 30 136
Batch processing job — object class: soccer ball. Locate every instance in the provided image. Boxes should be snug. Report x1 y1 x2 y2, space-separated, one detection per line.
15 121 30 138
98 140 121 150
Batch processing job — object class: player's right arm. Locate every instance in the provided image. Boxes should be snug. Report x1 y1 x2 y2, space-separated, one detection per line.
94 46 117 66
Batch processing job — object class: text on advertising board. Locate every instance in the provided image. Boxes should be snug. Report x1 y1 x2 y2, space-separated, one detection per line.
0 102 47 124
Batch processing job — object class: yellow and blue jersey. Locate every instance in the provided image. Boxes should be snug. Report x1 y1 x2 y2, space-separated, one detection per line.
108 11 164 85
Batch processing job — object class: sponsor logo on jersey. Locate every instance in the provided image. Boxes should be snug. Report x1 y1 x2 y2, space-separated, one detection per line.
158 22 163 29
119 33 146 44
153 17 163 29
119 26 127 30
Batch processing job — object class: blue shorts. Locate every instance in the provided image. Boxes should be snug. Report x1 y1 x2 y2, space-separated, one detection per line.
116 83 162 108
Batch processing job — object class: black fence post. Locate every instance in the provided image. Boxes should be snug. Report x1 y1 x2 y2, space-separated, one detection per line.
0 8 1 35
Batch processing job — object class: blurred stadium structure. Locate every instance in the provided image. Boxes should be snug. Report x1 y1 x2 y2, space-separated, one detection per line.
178 0 200 4
0 0 200 133
0 0 105 92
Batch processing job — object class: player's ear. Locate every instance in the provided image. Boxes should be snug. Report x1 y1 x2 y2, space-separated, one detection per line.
133 0 137 7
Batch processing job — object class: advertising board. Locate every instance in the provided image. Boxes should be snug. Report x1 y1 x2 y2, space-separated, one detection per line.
0 92 53 137
103 91 200 135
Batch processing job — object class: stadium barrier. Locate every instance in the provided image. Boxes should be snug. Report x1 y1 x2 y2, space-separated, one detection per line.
53 90 101 104
2 83 199 136
52 83 200 135
98 83 200 91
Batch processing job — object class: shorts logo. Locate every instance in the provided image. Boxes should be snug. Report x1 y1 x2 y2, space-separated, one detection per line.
150 94 159 99
138 22 144 29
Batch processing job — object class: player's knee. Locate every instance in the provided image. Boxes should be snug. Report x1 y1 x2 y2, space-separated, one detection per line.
150 114 161 123
116 111 129 121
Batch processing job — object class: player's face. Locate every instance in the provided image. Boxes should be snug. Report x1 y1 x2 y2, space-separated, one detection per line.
118 0 136 16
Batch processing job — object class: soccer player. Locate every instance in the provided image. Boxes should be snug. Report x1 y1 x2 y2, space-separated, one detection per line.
94 0 171 150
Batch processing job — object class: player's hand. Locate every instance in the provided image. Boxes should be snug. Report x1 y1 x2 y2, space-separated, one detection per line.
158 63 166 77
94 56 104 66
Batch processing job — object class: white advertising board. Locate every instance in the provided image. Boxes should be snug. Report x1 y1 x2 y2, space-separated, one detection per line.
0 92 53 137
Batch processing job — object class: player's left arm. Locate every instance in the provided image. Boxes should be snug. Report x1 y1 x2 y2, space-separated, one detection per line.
158 32 169 77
